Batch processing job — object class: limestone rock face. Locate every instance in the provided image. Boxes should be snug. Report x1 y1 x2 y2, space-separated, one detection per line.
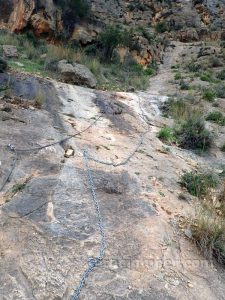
58 60 97 88
8 0 35 32
1 0 225 40
3 0 62 37
0 0 225 67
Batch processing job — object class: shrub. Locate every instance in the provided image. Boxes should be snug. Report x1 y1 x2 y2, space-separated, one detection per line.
144 67 155 76
158 127 176 144
0 30 20 47
215 84 225 98
155 22 168 33
143 61 158 76
187 62 201 72
180 170 218 197
86 57 102 76
206 111 225 126
0 57 7 73
180 80 189 90
221 143 225 152
190 208 225 265
203 88 215 102
141 29 156 43
12 182 26 194
161 98 190 121
98 26 123 60
174 72 182 80
44 58 58 72
217 69 225 80
209 56 222 68
176 115 212 151
200 72 213 82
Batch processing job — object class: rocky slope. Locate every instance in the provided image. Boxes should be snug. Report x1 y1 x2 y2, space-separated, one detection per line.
0 42 225 299
1 1 225 37
1 1 225 67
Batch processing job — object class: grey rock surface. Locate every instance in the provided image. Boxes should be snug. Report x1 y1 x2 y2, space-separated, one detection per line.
2 45 18 58
1 42 225 300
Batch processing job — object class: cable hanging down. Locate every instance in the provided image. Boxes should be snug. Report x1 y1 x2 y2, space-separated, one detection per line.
1 96 150 300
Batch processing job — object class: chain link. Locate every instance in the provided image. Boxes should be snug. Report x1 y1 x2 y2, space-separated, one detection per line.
71 150 107 300
1 96 149 299
85 132 146 167
71 97 150 299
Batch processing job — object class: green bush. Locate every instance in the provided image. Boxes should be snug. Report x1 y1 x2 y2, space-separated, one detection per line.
44 58 58 72
174 72 182 80
206 111 225 126
200 72 213 82
220 41 225 48
217 69 225 80
158 127 176 144
0 57 7 73
98 26 123 60
161 98 190 121
190 208 225 265
203 88 215 102
221 143 225 152
143 67 154 76
176 115 212 151
155 22 168 33
180 170 218 197
180 80 189 90
187 62 202 72
209 57 222 68
215 84 225 98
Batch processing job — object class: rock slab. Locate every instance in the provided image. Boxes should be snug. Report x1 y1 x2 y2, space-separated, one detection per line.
2 45 18 58
58 60 97 88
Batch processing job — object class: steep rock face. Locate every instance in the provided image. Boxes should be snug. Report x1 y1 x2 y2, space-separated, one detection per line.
0 0 225 66
8 0 35 33
1 0 62 36
1 1 225 39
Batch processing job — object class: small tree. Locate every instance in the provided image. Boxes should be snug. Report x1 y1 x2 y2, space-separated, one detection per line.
98 26 123 61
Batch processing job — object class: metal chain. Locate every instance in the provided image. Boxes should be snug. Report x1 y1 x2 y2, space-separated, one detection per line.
71 150 107 300
83 95 150 168
85 132 146 167
0 116 102 192
0 147 17 193
71 97 150 299
1 96 149 300
12 115 102 153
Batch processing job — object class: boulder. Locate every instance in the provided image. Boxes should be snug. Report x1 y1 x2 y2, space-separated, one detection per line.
0 57 7 73
58 60 97 88
2 45 18 58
